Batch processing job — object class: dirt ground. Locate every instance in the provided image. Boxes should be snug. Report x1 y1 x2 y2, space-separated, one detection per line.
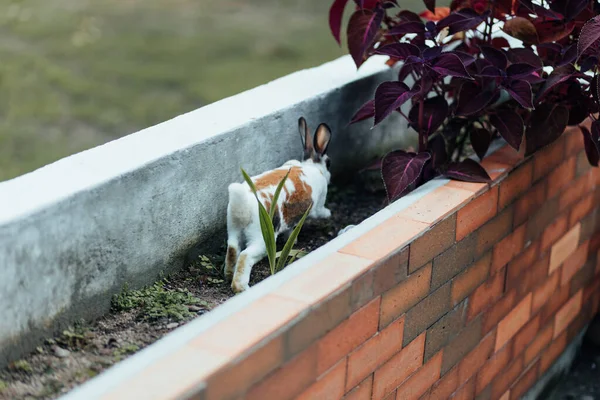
0 180 386 400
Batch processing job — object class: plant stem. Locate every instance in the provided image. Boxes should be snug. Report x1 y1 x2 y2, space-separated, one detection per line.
418 76 426 152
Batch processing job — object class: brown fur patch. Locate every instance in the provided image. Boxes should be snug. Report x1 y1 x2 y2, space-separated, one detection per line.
226 246 237 269
254 167 313 227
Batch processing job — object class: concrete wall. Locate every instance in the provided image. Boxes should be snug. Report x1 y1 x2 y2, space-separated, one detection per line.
0 55 416 365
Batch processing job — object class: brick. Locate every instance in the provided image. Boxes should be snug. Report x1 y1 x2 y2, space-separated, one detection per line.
452 253 491 306
399 186 476 224
373 248 409 296
340 215 429 260
476 207 514 256
565 125 585 156
492 225 526 272
351 271 374 313
499 391 510 400
575 149 592 177
451 378 475 400
547 157 576 199
442 317 484 375
581 210 600 245
380 263 431 329
569 193 595 227
525 197 559 242
524 323 553 365
425 302 467 361
467 268 505 321
344 376 372 400
456 186 499 241
533 135 565 181
205 337 283 400
510 361 540 400
499 161 533 210
432 234 478 291
246 343 317 400
583 276 600 304
559 173 595 211
567 301 592 342
549 223 581 273
505 242 539 286
512 315 541 358
428 367 458 400
540 215 568 252
475 342 512 394
474 385 492 400
483 290 517 335
456 329 495 382
553 290 583 338
539 332 567 374
285 288 351 357
395 351 442 400
540 283 571 327
495 293 532 351
346 316 405 390
514 180 546 227
485 145 523 168
507 252 548 297
275 253 373 306
404 283 452 345
409 215 456 273
560 241 589 286
490 356 524 400
317 297 380 375
372 333 425 400
532 270 560 313
296 358 346 400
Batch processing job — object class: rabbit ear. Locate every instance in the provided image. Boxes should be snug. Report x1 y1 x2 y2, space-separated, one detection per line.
298 117 314 159
314 123 332 156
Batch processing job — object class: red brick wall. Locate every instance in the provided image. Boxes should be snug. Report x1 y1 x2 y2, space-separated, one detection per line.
103 127 600 400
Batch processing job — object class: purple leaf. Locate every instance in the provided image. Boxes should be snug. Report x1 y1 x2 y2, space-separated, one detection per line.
423 0 436 12
481 45 508 70
479 65 502 77
375 43 421 60
506 63 540 78
387 21 426 35
374 82 419 125
506 48 543 69
446 50 476 66
445 159 492 182
470 128 492 160
581 123 600 166
381 151 431 201
558 44 577 66
456 83 498 116
329 0 350 45
535 71 572 101
398 10 423 22
429 134 447 168
347 8 385 68
430 53 473 78
525 104 569 156
423 46 443 60
350 99 375 124
505 80 534 109
577 15 600 59
408 96 449 135
563 0 589 21
489 110 524 150
398 61 417 81
438 9 487 34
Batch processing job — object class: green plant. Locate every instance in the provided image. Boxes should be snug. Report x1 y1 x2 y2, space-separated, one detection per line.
111 280 207 322
241 168 311 275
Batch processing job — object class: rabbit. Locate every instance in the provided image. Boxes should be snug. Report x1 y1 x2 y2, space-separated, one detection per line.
224 117 333 293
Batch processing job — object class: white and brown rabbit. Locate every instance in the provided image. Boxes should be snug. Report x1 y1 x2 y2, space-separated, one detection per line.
225 117 333 293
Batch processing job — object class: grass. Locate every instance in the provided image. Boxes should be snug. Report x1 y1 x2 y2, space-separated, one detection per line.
0 0 346 181
111 279 208 322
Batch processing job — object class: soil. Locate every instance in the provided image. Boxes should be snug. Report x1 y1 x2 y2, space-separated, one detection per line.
0 179 386 400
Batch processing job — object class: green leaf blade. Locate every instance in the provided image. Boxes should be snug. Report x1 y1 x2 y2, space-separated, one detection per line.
276 203 312 273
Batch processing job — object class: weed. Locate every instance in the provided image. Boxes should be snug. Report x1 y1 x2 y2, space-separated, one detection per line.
0 380 6 393
111 280 208 322
10 360 33 374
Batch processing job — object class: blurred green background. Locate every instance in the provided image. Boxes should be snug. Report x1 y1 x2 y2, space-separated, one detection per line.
0 0 350 181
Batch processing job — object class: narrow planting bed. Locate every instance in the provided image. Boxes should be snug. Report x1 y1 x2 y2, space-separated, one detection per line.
0 179 385 400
